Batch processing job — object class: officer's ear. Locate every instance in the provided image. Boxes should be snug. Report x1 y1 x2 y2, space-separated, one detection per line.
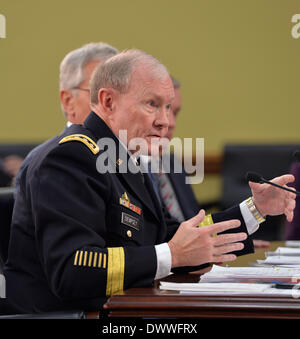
60 89 76 121
98 88 118 114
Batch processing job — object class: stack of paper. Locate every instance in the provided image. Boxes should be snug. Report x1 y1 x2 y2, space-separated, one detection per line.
266 247 300 256
159 265 300 296
286 241 300 247
257 257 300 267
256 247 300 268
159 243 300 296
202 264 300 296
159 281 273 295
199 264 300 283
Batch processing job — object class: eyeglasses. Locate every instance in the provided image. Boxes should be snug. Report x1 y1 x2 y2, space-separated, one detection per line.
71 87 90 92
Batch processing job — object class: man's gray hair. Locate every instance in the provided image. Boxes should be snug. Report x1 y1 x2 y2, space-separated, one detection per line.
90 49 170 104
59 42 119 91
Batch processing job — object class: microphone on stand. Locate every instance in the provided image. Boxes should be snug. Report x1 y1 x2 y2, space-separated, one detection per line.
245 171 300 196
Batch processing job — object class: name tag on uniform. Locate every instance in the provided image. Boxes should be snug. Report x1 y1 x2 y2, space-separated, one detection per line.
121 212 140 231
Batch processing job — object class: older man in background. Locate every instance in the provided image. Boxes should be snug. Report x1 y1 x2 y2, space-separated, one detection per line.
59 42 119 125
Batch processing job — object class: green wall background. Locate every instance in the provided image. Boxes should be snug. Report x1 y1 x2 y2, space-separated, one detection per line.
1 0 300 202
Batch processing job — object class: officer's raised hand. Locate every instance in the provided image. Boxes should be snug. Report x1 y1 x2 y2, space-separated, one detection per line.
249 174 296 222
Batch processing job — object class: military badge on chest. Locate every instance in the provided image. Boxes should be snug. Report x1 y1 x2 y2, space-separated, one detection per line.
119 192 142 215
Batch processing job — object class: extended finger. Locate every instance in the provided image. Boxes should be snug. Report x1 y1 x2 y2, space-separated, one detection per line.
213 232 248 247
213 253 237 263
285 207 294 222
213 242 244 256
283 185 297 200
188 209 206 227
207 219 241 236
272 174 295 187
285 198 296 212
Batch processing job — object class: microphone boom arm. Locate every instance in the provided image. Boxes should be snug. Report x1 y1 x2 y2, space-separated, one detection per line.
259 178 300 196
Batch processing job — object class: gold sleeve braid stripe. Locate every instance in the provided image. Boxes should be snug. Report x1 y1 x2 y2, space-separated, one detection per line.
74 250 107 269
106 247 125 296
59 134 100 155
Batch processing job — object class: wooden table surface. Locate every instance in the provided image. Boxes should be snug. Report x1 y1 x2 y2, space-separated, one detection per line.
103 241 300 318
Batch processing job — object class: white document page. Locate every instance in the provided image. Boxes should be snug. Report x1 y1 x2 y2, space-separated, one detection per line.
285 241 300 247
266 247 300 256
199 265 300 282
179 288 300 297
159 282 272 292
257 256 300 266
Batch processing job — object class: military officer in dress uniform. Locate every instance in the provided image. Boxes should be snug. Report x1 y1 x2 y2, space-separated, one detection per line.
4 49 296 313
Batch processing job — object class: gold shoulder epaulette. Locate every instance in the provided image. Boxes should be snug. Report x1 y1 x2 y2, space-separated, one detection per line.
59 134 100 155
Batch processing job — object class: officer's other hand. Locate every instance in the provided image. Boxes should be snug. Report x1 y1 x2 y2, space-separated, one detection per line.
168 210 247 268
249 174 296 222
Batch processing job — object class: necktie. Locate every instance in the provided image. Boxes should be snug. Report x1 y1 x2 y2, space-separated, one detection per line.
155 172 185 223
147 168 162 204
137 157 161 203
